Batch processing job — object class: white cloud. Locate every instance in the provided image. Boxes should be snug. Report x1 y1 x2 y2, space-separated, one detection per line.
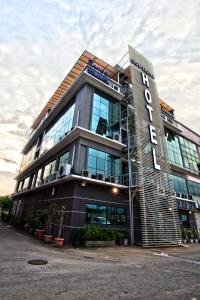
0 0 200 194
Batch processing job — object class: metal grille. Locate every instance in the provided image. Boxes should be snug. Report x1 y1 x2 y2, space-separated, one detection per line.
128 46 181 247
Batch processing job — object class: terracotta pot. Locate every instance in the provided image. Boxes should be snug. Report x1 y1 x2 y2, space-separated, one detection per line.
44 235 53 244
55 237 64 248
36 229 45 239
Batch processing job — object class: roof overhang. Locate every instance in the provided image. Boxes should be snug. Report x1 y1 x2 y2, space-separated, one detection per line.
32 51 117 129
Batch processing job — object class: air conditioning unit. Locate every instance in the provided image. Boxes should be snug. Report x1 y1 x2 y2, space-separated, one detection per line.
37 180 42 186
53 172 59 180
82 169 90 177
44 176 50 184
181 193 187 199
113 132 120 141
188 195 193 200
96 173 104 181
176 192 181 198
162 115 167 120
58 164 71 177
109 176 115 183
112 84 120 92
173 192 176 197
48 174 54 182
91 174 96 179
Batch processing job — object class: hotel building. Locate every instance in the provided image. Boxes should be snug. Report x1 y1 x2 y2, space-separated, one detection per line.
11 46 200 246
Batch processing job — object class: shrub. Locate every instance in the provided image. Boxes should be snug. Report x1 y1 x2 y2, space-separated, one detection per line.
74 225 126 242
33 209 47 229
187 230 194 239
192 229 199 239
182 228 188 239
1 211 8 222
0 195 12 210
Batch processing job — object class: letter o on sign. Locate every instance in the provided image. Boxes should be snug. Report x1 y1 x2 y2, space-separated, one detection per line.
144 89 152 104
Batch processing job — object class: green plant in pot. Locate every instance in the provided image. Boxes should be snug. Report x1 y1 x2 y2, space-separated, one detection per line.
34 208 47 239
187 229 194 243
182 228 188 243
192 229 199 243
55 205 66 248
44 205 54 244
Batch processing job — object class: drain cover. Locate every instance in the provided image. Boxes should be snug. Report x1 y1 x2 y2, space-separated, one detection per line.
27 259 48 265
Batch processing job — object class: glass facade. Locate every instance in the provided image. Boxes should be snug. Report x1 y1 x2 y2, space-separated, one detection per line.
165 130 183 166
40 103 75 155
172 175 188 195
179 136 199 174
20 143 37 172
85 204 126 225
91 91 120 138
43 160 56 179
87 147 120 179
57 152 69 169
187 180 200 196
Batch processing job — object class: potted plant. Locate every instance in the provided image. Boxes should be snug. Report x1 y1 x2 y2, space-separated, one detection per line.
44 206 54 244
73 228 84 247
34 209 47 239
192 229 199 243
121 230 129 246
182 228 188 244
55 206 65 248
187 229 194 243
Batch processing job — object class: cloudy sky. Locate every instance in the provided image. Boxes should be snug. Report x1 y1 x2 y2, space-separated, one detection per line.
0 0 200 195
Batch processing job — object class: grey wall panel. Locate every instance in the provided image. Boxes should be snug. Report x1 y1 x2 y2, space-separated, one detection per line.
128 46 181 246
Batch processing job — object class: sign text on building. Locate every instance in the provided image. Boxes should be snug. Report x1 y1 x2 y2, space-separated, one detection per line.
141 72 161 171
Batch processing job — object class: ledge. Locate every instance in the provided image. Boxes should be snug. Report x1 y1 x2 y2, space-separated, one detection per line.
16 126 126 180
12 174 129 198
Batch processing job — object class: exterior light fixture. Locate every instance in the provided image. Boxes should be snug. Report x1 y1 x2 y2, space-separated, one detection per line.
189 210 192 214
112 187 118 194
169 207 172 211
51 187 55 196
81 180 87 187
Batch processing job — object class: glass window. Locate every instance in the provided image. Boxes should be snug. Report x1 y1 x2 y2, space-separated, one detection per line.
58 152 69 169
179 136 199 174
87 147 120 179
35 169 43 186
91 90 120 138
172 175 188 195
165 130 183 166
43 160 56 179
187 180 200 196
20 143 37 172
40 103 75 154
117 208 126 225
23 177 30 190
85 204 126 225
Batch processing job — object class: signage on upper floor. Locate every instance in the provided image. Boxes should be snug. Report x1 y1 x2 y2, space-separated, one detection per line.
86 66 109 85
131 58 155 80
87 59 112 78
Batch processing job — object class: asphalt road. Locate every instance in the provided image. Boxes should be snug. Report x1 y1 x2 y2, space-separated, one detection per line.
0 222 200 300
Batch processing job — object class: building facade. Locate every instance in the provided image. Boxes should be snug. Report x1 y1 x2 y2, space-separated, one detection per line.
11 46 200 246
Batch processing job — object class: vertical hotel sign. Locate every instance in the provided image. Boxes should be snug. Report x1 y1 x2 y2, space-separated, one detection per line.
128 45 181 246
140 71 160 170
129 46 162 172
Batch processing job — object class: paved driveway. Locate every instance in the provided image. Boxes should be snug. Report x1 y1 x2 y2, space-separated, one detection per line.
0 222 200 300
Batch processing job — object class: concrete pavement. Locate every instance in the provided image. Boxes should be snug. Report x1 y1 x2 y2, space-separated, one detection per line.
0 222 200 300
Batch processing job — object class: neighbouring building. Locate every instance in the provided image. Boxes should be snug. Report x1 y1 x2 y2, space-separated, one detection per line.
10 46 200 246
